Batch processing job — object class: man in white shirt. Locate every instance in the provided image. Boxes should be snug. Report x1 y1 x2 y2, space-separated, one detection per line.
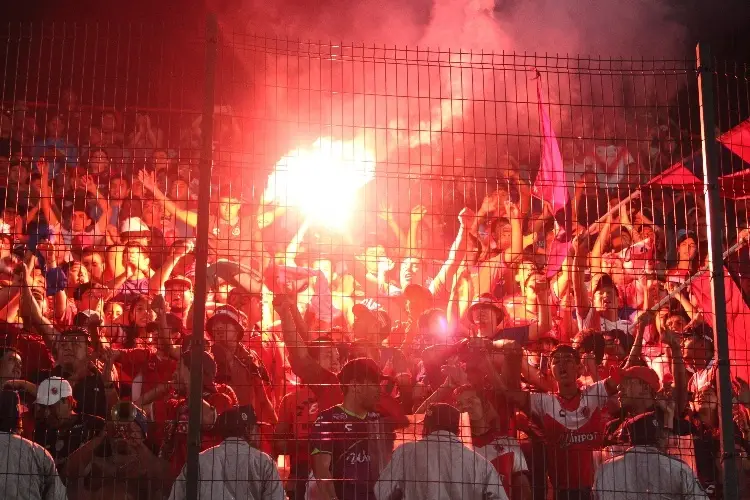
168 405 284 500
0 390 68 500
375 403 507 500
593 412 707 500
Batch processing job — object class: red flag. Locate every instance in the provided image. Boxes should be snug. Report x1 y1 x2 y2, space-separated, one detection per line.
647 160 750 199
690 268 750 383
533 78 569 213
646 163 702 190
719 118 750 165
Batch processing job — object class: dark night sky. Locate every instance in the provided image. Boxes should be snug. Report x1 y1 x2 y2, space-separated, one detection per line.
6 0 750 60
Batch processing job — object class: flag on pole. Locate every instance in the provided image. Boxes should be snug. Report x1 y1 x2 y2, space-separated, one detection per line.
533 77 569 214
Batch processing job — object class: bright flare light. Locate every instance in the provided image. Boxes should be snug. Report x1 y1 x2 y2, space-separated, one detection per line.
264 137 377 230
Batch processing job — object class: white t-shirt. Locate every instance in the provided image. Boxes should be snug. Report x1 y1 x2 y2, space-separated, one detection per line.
593 445 708 500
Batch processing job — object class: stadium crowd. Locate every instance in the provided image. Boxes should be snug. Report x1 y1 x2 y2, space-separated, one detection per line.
0 88 749 500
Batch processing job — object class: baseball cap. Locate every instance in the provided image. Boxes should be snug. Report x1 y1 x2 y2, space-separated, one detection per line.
58 327 90 344
119 217 150 236
676 229 698 247
164 274 193 290
215 405 263 437
468 293 506 325
206 305 248 334
617 411 663 446
337 357 386 385
622 366 661 394
36 377 74 406
73 310 101 328
423 403 461 434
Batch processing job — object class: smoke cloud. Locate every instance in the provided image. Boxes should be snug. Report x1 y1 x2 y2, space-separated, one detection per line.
212 0 690 206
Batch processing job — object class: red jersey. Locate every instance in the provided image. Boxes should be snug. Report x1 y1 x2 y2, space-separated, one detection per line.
529 381 610 490
0 325 53 379
278 385 320 466
148 386 235 477
473 430 529 497
116 347 176 401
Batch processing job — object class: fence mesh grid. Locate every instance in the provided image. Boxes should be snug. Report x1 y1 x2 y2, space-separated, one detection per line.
1 19 750 500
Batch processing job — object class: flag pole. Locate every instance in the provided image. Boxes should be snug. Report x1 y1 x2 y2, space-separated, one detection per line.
697 42 739 500
638 236 750 318
580 189 642 237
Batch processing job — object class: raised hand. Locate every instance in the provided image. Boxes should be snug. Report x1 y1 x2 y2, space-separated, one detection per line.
170 239 195 259
410 205 428 225
37 240 57 266
378 201 394 222
151 294 167 313
138 169 157 193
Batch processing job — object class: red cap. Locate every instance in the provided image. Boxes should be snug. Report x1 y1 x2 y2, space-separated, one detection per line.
622 366 661 393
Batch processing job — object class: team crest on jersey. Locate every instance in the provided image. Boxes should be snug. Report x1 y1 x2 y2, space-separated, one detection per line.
580 406 590 418
212 227 220 235
493 443 506 454
232 226 240 236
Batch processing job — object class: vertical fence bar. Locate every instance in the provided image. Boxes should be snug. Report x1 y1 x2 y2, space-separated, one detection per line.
186 13 218 500
697 42 739 500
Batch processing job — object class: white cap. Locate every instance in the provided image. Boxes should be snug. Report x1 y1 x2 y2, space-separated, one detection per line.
36 377 74 406
119 217 150 235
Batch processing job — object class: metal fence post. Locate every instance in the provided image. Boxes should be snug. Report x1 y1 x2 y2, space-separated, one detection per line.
186 13 218 500
696 42 739 500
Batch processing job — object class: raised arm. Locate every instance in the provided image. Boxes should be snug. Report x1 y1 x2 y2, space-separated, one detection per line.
139 170 199 228
148 240 194 296
662 329 689 413
378 202 409 254
665 282 703 326
272 294 334 391
81 174 110 235
37 159 60 227
571 234 592 323
407 205 428 258
285 217 311 267
589 210 613 274
430 208 473 297
19 261 59 349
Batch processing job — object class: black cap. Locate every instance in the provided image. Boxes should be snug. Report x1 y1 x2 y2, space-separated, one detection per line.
58 326 90 343
617 411 663 446
337 357 385 384
215 405 260 437
423 403 461 434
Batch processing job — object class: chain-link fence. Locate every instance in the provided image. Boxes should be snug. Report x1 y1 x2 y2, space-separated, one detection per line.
1 15 749 500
